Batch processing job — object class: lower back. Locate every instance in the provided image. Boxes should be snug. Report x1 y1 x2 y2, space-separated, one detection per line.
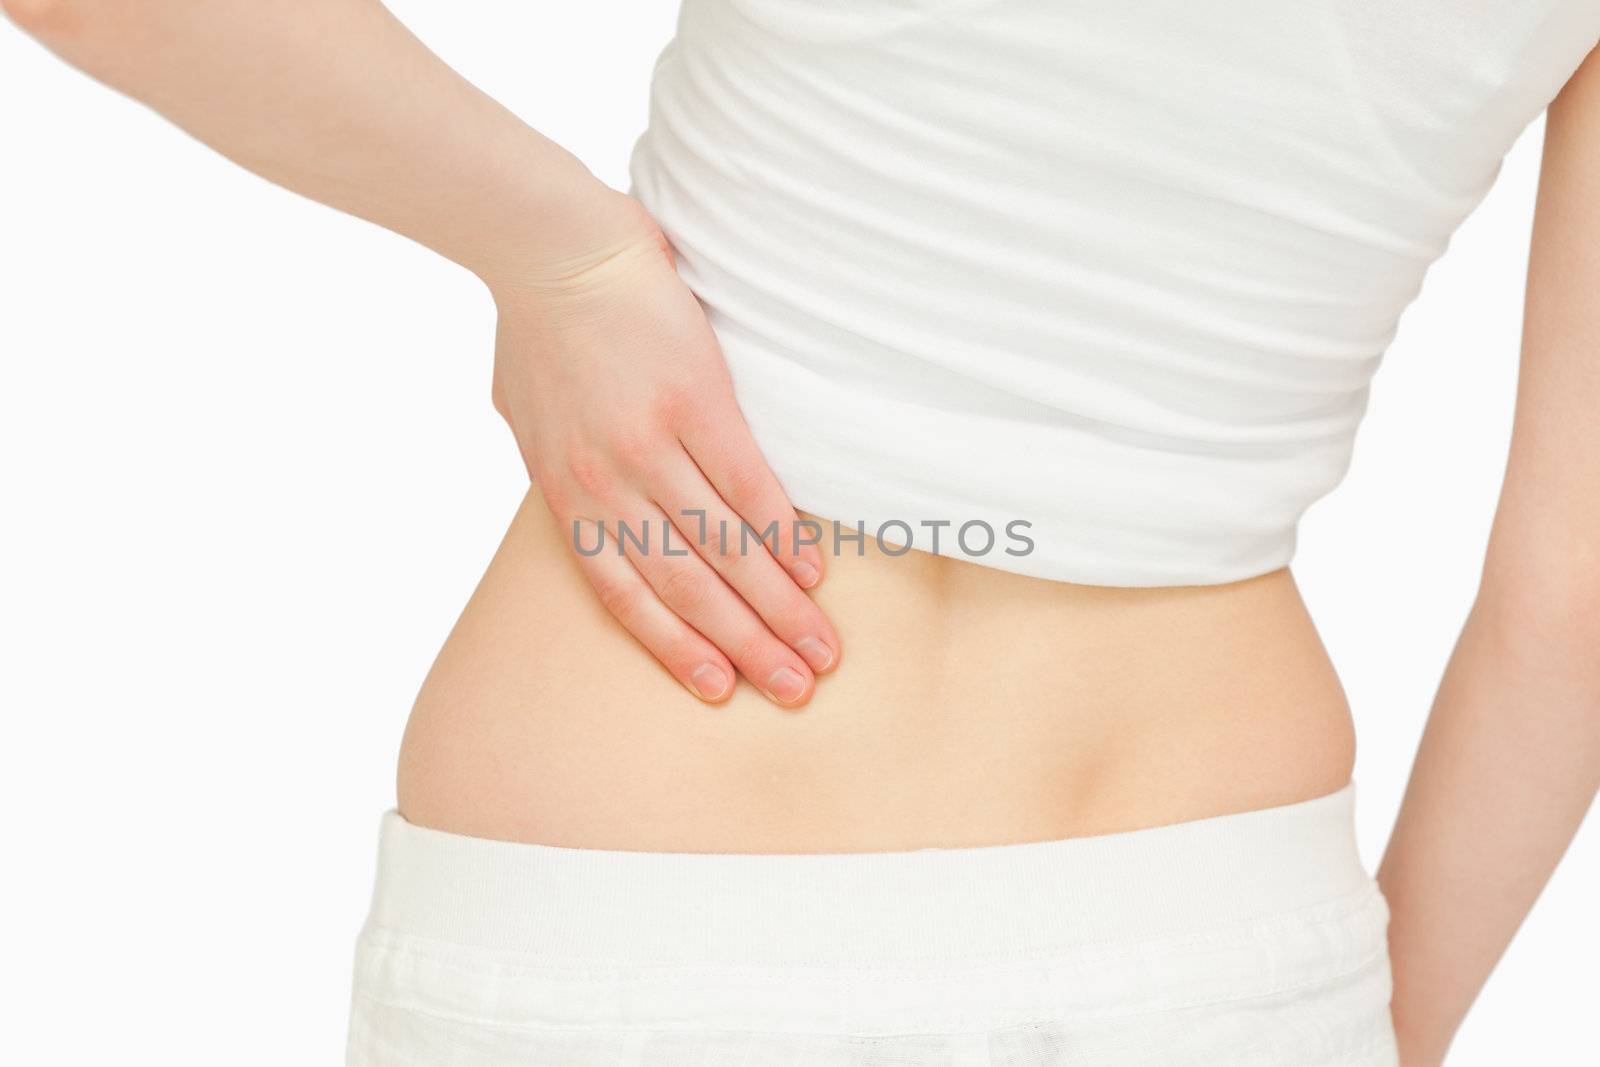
396 488 1354 852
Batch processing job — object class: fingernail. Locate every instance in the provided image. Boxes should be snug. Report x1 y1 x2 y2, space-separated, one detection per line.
689 663 730 701
791 561 820 589
764 666 807 705
795 636 834 672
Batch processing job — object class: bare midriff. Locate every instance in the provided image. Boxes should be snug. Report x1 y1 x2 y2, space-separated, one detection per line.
397 488 1355 853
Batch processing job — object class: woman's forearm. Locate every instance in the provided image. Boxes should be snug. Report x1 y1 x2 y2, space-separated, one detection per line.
6 0 647 287
1378 585 1600 1064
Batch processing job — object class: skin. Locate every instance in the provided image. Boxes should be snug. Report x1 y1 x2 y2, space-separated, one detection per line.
1376 47 1600 1067
397 489 1355 853
7 3 1597 1063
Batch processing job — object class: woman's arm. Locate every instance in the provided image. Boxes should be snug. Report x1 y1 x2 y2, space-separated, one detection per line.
4 0 840 707
7 0 631 293
1377 45 1600 1065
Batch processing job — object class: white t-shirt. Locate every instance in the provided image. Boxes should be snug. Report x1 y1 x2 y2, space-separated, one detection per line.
627 0 1600 585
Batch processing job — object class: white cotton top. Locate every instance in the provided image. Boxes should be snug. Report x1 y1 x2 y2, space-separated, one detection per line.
626 0 1600 586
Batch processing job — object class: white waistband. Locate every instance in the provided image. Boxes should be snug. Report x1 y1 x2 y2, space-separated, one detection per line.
361 784 1371 968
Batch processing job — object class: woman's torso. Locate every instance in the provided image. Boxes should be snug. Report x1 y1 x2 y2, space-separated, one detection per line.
397 488 1353 852
398 1 1599 851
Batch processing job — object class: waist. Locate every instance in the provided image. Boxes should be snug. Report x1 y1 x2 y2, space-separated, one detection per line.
352 787 1392 1052
369 785 1375 967
395 488 1354 852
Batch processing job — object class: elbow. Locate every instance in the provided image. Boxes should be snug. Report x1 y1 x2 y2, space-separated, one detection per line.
3 0 70 31
5 0 148 72
4 0 121 40
1476 558 1600 664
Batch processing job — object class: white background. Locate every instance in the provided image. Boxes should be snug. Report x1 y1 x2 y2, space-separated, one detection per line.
1 5 1593 1064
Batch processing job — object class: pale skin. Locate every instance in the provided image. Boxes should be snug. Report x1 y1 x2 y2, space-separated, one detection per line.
1376 51 1600 1066
7 4 1597 1064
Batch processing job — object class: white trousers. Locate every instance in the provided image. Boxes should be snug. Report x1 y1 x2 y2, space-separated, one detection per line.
347 784 1398 1065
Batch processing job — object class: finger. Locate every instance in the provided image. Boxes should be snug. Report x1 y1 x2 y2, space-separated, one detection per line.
653 448 840 675
676 403 828 590
618 500 818 708
566 515 737 705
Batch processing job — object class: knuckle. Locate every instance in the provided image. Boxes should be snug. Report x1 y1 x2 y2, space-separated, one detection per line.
606 422 660 470
566 449 614 499
592 576 639 621
653 381 696 426
663 641 713 680
729 631 776 670
722 457 769 504
708 524 748 565
657 564 712 614
770 596 820 639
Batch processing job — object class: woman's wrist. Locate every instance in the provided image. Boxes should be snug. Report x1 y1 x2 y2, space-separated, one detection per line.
474 167 665 301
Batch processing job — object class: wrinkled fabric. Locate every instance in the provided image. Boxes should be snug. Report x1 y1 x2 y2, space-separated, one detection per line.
347 785 1398 1065
626 0 1600 585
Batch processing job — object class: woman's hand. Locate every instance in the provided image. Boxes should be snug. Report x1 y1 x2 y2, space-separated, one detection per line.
6 0 838 705
487 196 840 708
